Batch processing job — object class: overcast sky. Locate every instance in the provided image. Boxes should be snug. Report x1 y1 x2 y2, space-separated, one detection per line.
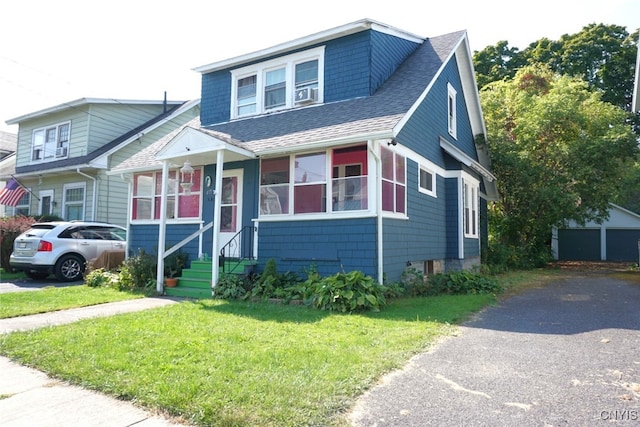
1 0 638 133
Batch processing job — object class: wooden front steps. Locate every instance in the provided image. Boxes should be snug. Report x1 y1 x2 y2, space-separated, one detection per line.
164 259 257 299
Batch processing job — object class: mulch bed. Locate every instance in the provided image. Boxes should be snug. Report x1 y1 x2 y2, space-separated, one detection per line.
546 261 633 272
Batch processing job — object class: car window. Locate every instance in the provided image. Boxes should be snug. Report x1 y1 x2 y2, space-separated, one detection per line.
108 227 126 241
22 226 55 238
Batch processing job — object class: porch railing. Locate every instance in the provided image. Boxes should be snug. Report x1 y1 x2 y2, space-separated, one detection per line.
219 225 256 274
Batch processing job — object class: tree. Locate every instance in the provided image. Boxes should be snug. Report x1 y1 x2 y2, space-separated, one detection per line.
481 65 639 267
474 24 638 112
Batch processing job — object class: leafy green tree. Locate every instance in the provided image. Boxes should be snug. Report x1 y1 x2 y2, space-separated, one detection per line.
481 65 639 266
473 40 525 88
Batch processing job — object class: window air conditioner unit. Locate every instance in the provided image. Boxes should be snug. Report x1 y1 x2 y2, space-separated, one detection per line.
294 87 317 104
56 147 68 158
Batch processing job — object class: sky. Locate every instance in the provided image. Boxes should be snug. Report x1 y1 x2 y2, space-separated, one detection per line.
1 0 638 133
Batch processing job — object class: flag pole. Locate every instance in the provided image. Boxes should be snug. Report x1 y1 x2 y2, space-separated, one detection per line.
10 175 40 201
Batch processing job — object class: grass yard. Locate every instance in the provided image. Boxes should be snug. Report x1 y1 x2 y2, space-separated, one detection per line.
0 294 494 426
0 285 143 318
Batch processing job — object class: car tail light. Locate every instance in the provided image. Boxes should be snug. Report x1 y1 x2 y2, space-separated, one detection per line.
37 240 53 252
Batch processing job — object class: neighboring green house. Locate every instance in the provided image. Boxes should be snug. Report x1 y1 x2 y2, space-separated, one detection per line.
3 98 200 225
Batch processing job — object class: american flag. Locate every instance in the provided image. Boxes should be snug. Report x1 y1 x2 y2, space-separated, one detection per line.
0 178 28 207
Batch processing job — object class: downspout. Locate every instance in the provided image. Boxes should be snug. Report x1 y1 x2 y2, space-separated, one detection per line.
211 149 225 296
368 140 384 284
76 168 97 221
155 160 170 294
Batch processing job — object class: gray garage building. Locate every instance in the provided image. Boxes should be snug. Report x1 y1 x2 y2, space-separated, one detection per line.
552 204 640 262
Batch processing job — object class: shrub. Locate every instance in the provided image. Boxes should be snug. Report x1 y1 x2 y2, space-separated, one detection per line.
118 249 157 290
85 268 120 288
214 273 251 300
307 270 386 313
427 270 503 295
399 268 430 296
0 215 35 271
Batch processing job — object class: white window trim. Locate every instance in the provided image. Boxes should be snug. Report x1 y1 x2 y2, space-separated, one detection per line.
447 83 457 139
258 145 373 219
31 121 71 164
418 165 437 198
63 182 86 221
462 174 479 239
230 46 325 119
130 168 203 222
39 189 54 215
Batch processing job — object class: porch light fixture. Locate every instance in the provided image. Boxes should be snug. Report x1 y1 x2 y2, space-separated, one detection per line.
180 161 194 194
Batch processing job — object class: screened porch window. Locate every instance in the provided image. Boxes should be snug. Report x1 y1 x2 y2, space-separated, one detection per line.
132 168 201 220
260 145 368 216
381 146 406 214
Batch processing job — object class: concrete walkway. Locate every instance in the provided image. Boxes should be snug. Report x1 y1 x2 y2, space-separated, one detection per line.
0 283 186 427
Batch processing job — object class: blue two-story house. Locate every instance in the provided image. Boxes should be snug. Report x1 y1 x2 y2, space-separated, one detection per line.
112 19 497 295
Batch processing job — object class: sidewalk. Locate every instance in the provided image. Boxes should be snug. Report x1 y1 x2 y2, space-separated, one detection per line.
0 294 187 427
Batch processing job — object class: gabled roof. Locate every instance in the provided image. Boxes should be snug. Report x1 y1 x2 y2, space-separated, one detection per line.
6 98 184 125
0 131 17 153
14 100 199 176
202 29 464 154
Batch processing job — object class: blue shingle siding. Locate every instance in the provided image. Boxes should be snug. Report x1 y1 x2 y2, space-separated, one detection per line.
382 162 448 282
200 29 420 125
370 31 420 95
129 223 201 264
257 218 377 278
464 237 480 258
201 70 231 125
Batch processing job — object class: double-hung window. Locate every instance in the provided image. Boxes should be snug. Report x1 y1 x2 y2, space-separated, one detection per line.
63 183 85 221
32 121 70 162
381 146 406 214
14 192 30 216
419 166 436 197
231 47 324 119
447 83 457 139
132 168 201 220
463 179 478 237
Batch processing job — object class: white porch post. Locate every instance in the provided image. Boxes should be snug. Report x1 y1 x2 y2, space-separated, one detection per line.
156 160 170 294
211 150 225 295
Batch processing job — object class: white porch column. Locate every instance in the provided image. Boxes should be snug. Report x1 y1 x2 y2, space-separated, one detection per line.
211 150 225 295
156 160 170 294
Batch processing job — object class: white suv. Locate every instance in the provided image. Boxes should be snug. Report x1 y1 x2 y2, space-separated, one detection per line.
10 221 127 282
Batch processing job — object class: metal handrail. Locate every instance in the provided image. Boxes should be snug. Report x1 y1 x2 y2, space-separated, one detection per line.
219 225 256 273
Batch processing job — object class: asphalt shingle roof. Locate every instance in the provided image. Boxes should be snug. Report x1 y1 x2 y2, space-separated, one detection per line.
114 29 464 171
203 30 463 154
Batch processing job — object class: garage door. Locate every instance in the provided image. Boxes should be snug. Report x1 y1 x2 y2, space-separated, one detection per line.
557 229 600 261
606 229 640 262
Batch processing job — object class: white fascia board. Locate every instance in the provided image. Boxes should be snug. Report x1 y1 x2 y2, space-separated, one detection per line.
6 98 184 125
440 137 496 182
193 19 424 74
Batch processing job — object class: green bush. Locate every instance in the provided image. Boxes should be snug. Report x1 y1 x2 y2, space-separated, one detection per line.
427 270 503 295
307 270 386 313
118 249 157 290
399 268 430 296
214 273 251 300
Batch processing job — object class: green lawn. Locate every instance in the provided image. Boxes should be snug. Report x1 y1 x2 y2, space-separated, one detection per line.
0 294 493 426
0 269 568 426
0 285 143 318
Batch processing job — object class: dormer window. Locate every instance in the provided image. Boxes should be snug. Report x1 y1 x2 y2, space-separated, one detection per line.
231 47 324 119
32 121 70 162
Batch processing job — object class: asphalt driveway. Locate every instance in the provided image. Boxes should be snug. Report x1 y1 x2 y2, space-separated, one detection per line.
350 272 640 426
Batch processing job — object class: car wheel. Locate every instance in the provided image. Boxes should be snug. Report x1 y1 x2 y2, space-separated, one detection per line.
25 271 50 280
54 254 85 282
